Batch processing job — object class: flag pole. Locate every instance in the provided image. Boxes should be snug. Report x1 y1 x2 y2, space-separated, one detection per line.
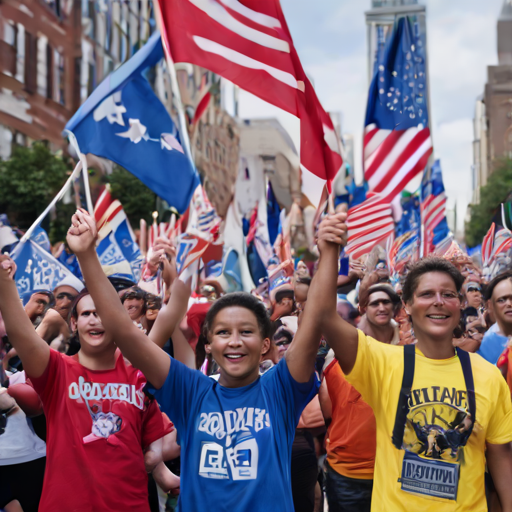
21 160 83 243
65 130 94 214
153 0 193 163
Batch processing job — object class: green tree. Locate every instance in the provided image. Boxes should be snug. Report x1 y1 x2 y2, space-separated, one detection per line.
0 142 72 231
107 166 157 227
465 158 512 247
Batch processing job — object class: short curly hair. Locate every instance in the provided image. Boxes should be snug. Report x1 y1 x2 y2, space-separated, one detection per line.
204 292 272 340
402 257 464 304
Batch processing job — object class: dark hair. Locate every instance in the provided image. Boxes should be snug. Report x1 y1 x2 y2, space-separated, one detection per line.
65 289 92 354
145 294 162 311
204 292 272 340
367 283 401 306
484 271 512 301
402 257 464 304
275 289 295 304
121 286 147 314
68 288 91 324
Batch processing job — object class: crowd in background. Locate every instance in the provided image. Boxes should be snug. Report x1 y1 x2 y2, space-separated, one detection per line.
1 208 512 512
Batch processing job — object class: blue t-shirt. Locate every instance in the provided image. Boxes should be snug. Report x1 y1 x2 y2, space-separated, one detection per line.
151 357 317 512
477 331 508 365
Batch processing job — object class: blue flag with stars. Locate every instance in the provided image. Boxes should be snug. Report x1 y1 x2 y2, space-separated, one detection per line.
64 31 199 214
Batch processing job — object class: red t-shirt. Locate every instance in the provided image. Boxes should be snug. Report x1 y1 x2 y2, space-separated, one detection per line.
30 349 167 512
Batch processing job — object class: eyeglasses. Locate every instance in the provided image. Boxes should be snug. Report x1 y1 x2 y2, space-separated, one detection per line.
56 292 77 301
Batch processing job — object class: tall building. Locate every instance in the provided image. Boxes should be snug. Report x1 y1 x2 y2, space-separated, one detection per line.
472 0 512 203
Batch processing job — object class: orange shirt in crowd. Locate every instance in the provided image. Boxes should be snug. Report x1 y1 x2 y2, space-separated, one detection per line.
324 358 376 479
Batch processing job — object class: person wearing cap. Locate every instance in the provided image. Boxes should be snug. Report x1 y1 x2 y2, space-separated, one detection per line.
316 220 512 512
52 278 83 321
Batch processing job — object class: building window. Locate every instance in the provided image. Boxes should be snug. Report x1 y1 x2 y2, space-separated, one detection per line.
24 31 37 94
53 49 65 104
36 36 48 97
15 24 25 83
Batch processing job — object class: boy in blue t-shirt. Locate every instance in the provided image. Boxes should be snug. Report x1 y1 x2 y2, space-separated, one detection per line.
67 208 347 512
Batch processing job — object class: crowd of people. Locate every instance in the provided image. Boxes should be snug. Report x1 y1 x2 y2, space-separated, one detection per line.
1 208 512 512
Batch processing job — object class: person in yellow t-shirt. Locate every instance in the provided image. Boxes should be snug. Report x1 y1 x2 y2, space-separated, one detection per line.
315 212 512 512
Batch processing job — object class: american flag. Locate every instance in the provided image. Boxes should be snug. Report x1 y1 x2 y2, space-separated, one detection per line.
156 0 342 181
94 186 124 234
420 160 448 256
482 222 495 267
345 192 395 260
364 17 432 203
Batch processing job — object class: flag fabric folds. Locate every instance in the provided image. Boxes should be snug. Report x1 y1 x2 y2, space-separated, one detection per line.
65 31 199 214
157 0 342 181
420 160 448 255
363 17 432 203
94 187 144 282
345 193 395 260
10 240 83 297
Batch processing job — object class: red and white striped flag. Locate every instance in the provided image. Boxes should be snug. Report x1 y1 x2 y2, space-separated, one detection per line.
156 0 342 181
94 186 124 233
482 223 495 267
345 193 395 260
420 190 447 256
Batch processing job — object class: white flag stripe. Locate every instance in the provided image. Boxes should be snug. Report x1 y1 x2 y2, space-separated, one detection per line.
218 0 282 29
377 136 432 199
349 204 391 220
346 225 394 252
367 127 419 189
364 129 392 164
193 36 299 89
348 220 394 239
189 0 289 52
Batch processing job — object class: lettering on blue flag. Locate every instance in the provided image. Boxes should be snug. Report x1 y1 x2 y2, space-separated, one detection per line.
11 240 83 297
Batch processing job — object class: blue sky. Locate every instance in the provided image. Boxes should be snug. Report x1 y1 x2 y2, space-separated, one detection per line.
237 0 505 232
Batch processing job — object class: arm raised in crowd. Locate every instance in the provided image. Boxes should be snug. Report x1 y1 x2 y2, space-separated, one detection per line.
0 256 49 377
315 213 359 375
284 213 348 383
67 210 170 388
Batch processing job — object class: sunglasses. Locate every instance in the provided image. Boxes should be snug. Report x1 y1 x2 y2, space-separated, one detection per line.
467 287 480 293
56 292 77 301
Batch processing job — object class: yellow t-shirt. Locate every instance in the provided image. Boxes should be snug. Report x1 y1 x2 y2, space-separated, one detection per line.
345 330 512 512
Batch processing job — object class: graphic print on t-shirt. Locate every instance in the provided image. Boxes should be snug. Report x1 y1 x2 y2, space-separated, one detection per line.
68 375 146 443
197 408 270 480
399 385 478 500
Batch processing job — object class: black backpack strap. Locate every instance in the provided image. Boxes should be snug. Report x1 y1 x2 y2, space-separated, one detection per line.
455 347 476 440
391 344 415 449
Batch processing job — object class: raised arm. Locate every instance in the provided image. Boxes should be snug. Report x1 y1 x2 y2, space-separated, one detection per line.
67 210 170 388
0 256 49 377
314 214 359 375
285 213 347 382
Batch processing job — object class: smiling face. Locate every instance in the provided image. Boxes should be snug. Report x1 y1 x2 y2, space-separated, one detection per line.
490 278 512 330
406 272 461 341
205 306 270 388
366 291 395 328
71 295 113 354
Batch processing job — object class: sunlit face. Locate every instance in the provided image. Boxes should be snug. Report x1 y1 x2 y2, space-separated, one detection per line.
205 306 270 388
406 272 461 341
491 278 512 328
145 306 159 322
366 291 394 327
54 285 78 320
71 295 113 353
295 261 310 279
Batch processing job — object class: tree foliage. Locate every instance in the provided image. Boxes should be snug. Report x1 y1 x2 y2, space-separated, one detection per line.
0 142 72 231
465 158 512 247
107 166 157 227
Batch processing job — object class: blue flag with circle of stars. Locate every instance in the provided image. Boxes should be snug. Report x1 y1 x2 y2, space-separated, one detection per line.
64 31 199 214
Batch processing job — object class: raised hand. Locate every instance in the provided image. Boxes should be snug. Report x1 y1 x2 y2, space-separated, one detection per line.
317 212 348 252
66 208 98 255
0 254 17 282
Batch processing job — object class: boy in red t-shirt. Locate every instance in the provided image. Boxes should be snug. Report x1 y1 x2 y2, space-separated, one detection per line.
0 261 171 512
